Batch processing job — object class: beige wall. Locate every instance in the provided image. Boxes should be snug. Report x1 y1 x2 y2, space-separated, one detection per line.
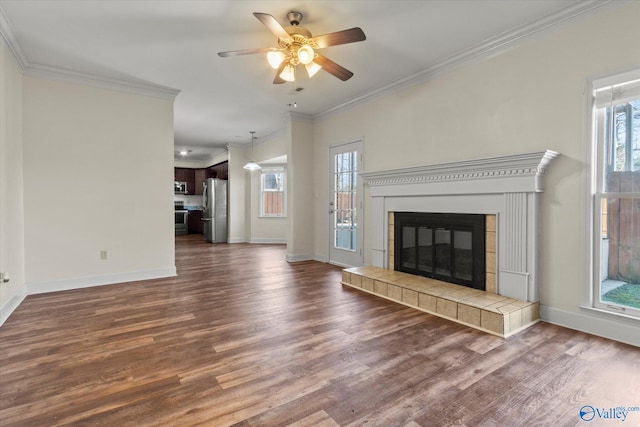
312 3 640 343
287 117 315 260
0 38 26 322
22 77 176 291
227 145 248 243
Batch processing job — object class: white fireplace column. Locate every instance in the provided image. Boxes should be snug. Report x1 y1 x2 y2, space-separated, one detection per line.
360 150 558 303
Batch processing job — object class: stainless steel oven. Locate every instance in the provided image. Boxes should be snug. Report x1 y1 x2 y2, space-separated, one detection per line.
174 201 188 235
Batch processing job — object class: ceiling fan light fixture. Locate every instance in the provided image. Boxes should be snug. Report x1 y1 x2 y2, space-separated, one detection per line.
305 61 322 78
267 50 285 69
280 64 296 82
297 45 314 65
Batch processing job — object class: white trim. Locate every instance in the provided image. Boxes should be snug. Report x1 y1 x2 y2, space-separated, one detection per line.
285 253 316 263
26 267 177 295
248 238 287 244
361 150 558 196
0 288 27 327
228 237 248 244
23 63 180 101
316 0 620 121
313 253 328 263
0 6 26 70
541 305 640 348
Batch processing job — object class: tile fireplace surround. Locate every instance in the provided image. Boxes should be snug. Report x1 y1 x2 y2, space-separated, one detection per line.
345 150 559 337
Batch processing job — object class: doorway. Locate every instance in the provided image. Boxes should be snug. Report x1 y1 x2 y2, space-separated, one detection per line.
328 141 363 267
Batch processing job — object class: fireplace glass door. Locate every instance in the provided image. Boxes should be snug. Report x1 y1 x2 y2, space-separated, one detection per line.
395 213 485 290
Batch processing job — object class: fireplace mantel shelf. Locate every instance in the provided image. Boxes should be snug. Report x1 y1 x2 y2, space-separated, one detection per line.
361 150 558 195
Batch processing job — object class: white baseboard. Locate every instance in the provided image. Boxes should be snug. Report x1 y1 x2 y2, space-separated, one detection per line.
248 238 287 244
540 304 640 348
313 254 328 263
228 237 248 243
285 253 317 262
0 287 27 327
26 267 177 295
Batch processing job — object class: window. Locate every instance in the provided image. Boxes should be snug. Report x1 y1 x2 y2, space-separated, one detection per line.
591 69 640 318
260 167 286 217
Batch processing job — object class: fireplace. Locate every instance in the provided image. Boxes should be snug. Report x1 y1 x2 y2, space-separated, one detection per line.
360 150 558 303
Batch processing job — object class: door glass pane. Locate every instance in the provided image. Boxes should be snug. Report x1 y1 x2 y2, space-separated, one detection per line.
417 227 433 272
435 228 451 276
333 150 358 251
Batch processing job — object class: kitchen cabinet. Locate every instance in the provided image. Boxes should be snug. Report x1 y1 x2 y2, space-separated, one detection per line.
188 210 203 234
175 162 226 195
174 168 195 194
208 161 228 180
194 169 207 195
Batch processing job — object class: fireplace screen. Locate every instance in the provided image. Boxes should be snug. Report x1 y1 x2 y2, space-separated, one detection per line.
395 212 485 290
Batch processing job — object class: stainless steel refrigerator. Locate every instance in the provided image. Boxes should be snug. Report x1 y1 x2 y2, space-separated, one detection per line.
202 178 228 243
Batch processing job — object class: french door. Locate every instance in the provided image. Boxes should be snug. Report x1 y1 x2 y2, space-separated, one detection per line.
328 141 363 267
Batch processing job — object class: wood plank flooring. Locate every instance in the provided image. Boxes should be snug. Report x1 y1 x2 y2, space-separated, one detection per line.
1 235 639 426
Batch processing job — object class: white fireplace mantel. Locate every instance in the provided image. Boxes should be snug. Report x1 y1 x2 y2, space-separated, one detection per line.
361 150 559 302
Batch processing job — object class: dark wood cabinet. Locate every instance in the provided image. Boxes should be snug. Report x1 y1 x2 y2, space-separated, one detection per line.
194 169 207 195
188 210 203 234
175 162 227 196
174 168 195 194
207 161 228 180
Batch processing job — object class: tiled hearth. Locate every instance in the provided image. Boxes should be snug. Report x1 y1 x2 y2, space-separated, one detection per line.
342 266 539 338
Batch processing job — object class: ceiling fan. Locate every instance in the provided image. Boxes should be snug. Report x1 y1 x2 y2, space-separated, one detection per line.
218 11 366 84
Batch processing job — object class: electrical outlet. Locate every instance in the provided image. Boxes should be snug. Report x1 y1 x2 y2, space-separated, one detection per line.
100 250 108 260
0 272 9 283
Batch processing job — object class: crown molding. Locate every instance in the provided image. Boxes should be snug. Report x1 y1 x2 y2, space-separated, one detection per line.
316 0 620 121
0 5 27 70
0 5 180 101
22 63 180 100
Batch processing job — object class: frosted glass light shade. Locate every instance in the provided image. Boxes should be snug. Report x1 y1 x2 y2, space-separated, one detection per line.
280 64 295 82
267 51 285 69
305 62 322 78
297 45 314 65
243 161 261 171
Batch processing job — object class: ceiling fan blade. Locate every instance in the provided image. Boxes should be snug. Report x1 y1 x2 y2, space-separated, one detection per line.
310 27 366 49
273 62 287 85
314 54 354 81
218 47 272 57
253 12 293 43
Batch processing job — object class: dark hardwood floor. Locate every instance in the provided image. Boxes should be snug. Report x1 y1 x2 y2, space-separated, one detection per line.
1 235 639 426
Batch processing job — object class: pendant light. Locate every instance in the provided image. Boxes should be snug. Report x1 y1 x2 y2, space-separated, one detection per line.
243 131 261 171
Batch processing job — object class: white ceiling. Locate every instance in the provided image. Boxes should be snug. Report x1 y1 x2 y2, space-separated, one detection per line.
0 0 613 161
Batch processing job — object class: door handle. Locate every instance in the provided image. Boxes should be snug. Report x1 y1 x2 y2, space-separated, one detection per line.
329 209 334 214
